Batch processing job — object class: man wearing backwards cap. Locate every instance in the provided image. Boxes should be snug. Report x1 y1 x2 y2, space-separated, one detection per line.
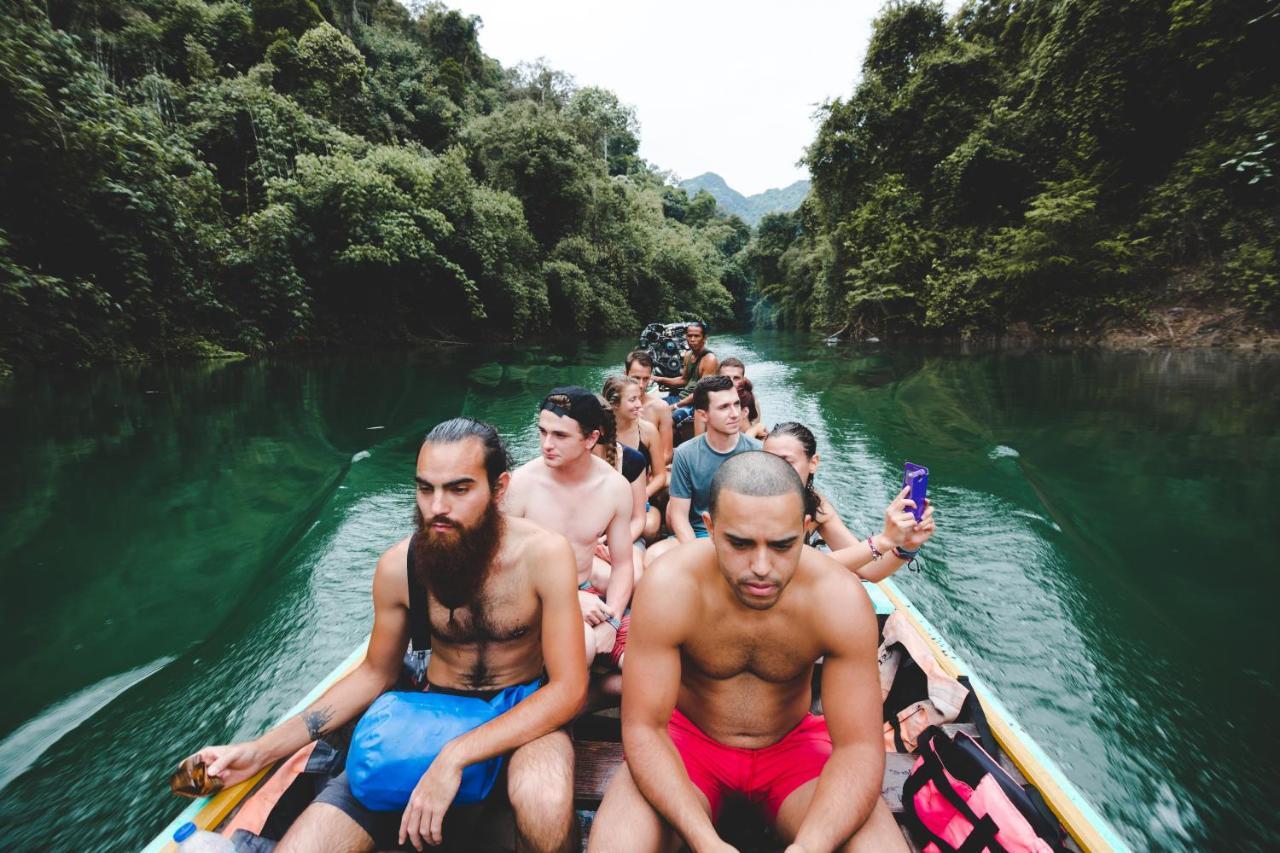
504 387 636 668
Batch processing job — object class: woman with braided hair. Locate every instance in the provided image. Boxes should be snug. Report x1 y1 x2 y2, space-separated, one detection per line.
589 393 650 600
763 421 936 582
602 375 665 540
591 393 647 544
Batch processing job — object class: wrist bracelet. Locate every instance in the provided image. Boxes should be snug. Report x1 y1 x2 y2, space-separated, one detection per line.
894 545 919 560
606 616 622 631
866 536 883 560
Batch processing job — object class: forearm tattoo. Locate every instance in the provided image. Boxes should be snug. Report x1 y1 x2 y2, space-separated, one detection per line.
302 705 335 741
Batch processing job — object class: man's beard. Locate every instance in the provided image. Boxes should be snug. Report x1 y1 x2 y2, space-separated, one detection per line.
412 499 503 612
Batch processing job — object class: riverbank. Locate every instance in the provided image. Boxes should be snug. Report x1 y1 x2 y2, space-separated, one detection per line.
4 299 1276 381
1097 300 1280 351
828 295 1280 354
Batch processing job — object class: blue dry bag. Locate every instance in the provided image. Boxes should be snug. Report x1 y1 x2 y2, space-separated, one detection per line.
347 678 541 811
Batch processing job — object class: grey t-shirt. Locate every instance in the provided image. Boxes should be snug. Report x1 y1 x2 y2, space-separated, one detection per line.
669 432 762 536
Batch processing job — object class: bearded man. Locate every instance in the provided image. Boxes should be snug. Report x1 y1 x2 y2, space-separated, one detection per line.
185 418 587 852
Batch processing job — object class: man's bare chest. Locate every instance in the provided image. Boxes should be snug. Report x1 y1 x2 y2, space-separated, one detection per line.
682 624 818 684
523 485 612 542
428 578 537 646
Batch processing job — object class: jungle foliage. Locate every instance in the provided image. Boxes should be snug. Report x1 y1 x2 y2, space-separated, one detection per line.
0 0 747 368
750 0 1279 336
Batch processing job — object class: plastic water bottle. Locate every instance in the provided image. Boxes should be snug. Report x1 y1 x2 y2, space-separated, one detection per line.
172 821 235 851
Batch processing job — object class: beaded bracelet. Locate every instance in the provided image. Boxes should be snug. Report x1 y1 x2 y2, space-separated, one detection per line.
866 536 883 560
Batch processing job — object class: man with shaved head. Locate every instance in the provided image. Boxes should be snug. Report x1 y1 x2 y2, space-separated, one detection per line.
589 452 906 853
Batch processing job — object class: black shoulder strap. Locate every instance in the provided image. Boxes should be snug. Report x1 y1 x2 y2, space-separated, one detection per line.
405 535 431 652
958 675 998 756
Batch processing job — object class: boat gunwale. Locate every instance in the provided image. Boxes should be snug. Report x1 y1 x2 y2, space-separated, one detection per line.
140 640 370 853
878 577 1130 853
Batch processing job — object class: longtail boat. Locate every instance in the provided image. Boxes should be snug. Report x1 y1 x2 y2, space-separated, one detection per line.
143 577 1130 852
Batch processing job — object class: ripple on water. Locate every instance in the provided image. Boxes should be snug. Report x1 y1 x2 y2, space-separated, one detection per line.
0 656 174 793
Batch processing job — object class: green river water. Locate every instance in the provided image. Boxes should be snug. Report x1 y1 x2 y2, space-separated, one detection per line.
0 333 1276 851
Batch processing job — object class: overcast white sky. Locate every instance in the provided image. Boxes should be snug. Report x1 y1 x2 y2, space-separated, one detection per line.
445 0 958 197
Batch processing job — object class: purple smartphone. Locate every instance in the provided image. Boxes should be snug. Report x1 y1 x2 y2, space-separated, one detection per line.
903 462 929 522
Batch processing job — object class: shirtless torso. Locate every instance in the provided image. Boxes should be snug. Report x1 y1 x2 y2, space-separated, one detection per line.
641 391 674 467
504 450 635 662
504 454 632 584
626 358 674 467
590 460 906 853
394 518 549 691
669 546 828 746
189 429 587 853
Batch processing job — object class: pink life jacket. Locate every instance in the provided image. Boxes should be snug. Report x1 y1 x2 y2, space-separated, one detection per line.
903 726 1066 853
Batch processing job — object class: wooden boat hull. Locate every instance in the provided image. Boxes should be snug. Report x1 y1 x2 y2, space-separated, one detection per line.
143 580 1130 852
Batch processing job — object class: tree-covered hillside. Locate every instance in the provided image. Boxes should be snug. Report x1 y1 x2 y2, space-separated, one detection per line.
751 0 1279 339
679 172 810 225
0 0 752 370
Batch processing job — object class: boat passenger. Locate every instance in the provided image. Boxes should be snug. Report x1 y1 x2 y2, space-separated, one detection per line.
589 451 907 853
624 350 674 468
643 375 760 570
589 391 649 592
764 421 935 582
735 377 768 441
652 321 719 435
504 387 634 669
716 357 765 427
719 357 767 440
602 374 665 541
182 418 587 852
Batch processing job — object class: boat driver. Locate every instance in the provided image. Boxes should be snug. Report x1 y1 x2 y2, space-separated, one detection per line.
652 321 719 434
589 451 907 852
184 419 587 852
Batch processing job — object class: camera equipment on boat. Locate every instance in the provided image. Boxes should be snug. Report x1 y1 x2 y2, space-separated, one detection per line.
638 321 700 379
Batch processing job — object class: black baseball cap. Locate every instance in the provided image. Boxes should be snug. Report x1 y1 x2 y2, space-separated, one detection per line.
539 386 604 434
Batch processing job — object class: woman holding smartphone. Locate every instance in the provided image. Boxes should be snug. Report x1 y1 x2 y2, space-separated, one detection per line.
763 421 936 581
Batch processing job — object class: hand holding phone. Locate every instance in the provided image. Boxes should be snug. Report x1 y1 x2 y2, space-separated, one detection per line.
903 462 929 523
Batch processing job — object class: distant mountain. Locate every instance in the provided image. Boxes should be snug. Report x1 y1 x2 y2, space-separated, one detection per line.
678 172 810 226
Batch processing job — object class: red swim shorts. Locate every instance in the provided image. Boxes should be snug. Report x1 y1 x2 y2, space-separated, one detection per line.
667 707 832 823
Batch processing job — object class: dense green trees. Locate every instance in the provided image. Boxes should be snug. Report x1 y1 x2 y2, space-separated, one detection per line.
754 0 1279 336
0 0 741 369
7 0 1271 367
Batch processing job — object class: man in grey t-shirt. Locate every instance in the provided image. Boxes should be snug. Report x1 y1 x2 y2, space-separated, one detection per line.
644 376 760 567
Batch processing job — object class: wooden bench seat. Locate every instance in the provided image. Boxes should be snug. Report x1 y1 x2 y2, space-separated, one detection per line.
574 739 625 807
